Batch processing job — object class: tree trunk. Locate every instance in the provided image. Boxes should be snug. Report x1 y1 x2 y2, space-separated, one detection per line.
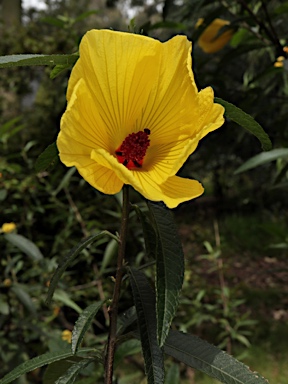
1 0 22 27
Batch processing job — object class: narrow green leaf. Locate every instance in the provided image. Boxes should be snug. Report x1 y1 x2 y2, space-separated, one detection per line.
148 202 184 347
50 64 72 79
0 54 78 68
41 16 67 27
0 348 97 384
116 306 137 336
133 205 157 259
148 21 186 30
128 267 165 384
35 142 59 173
53 290 82 314
215 97 272 151
114 339 142 368
43 356 94 384
55 358 93 384
99 239 118 274
72 301 104 354
11 284 37 314
234 148 288 174
4 233 44 261
46 232 110 305
74 10 99 23
164 330 268 384
165 363 180 384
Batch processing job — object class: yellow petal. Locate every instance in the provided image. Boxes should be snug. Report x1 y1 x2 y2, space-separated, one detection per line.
57 80 123 194
132 173 204 208
67 29 165 148
158 176 204 208
90 147 203 208
145 87 224 182
198 18 233 53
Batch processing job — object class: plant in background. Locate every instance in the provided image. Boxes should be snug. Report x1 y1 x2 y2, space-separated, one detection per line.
0 23 273 384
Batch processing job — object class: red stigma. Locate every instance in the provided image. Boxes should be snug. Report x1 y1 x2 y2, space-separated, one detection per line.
115 129 150 170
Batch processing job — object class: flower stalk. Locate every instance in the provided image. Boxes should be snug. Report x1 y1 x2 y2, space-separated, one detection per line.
105 185 130 383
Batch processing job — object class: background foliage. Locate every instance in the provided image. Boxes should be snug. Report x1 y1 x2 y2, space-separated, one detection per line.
1 0 288 383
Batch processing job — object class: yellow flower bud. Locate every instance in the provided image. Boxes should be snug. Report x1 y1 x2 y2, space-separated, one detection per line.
1 222 16 233
61 329 72 343
3 278 12 287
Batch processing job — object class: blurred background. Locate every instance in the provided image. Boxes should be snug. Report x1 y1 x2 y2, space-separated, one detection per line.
1 0 288 383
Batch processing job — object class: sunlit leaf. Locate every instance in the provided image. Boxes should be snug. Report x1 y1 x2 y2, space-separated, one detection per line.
72 302 104 354
148 202 184 347
164 330 268 384
0 54 78 68
235 148 288 174
128 267 164 384
215 97 272 151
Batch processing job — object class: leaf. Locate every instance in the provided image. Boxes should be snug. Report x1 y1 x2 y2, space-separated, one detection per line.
148 21 186 30
11 284 37 314
99 239 118 274
116 306 137 336
234 148 288 174
0 348 97 384
43 357 94 384
53 290 82 314
72 302 104 354
215 97 272 151
50 64 72 79
35 142 59 172
165 363 180 384
164 330 268 384
4 233 44 261
128 267 165 384
74 10 99 23
133 205 157 259
41 16 67 27
114 339 142 368
46 232 109 305
55 358 93 384
148 202 184 347
0 54 78 68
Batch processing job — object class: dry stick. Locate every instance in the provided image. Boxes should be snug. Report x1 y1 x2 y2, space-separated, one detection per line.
105 185 130 384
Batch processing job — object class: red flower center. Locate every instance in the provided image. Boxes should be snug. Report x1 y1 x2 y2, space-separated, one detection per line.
115 129 150 170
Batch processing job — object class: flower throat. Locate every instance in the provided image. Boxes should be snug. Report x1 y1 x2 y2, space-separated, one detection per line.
115 129 150 170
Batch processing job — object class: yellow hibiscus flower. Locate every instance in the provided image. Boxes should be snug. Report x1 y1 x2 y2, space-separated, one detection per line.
197 18 234 54
57 30 224 208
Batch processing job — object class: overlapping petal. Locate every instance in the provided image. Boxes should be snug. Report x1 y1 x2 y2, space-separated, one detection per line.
57 29 225 207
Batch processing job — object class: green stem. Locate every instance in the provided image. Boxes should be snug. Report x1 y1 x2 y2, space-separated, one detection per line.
105 185 130 384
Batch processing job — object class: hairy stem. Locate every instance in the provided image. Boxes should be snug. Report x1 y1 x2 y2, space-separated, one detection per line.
105 185 130 384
